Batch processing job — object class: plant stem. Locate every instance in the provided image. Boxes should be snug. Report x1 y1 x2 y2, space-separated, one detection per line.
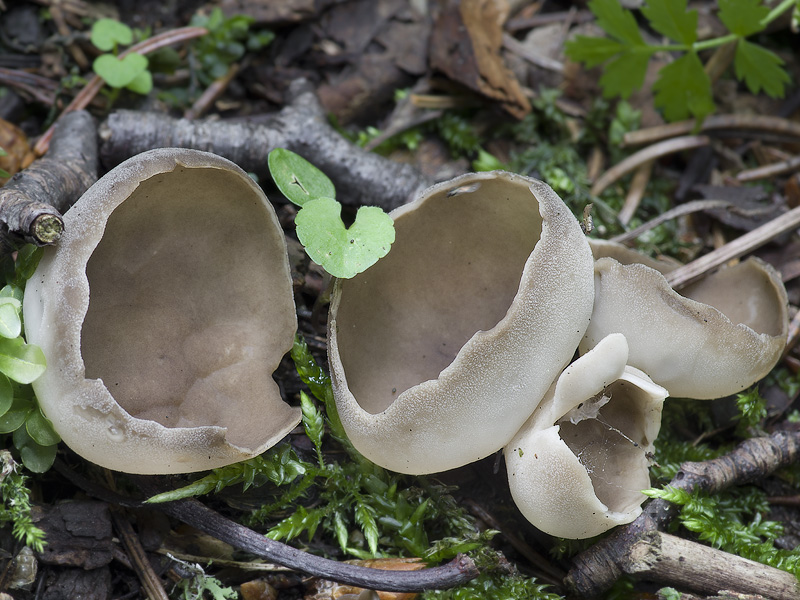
761 0 798 26
693 33 739 52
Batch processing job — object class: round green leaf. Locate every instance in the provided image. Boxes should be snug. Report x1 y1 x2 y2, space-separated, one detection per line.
295 198 395 279
0 285 23 302
126 69 153 95
0 302 21 339
0 337 46 384
91 18 133 51
0 374 12 417
93 53 148 89
15 425 57 473
0 397 31 433
268 148 336 207
25 409 61 446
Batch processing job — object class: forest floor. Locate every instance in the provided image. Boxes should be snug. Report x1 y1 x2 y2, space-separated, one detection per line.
1 0 800 599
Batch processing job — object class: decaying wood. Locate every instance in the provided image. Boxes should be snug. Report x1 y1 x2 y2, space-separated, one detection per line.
566 431 800 598
0 110 96 249
151 494 480 594
622 531 800 599
110 508 170 600
54 462 480 593
32 501 113 570
99 80 431 211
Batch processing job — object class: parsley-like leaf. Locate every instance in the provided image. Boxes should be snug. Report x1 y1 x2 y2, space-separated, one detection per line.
589 0 646 46
652 52 715 122
734 39 791 98
600 50 652 99
718 0 769 37
565 36 628 67
641 0 698 45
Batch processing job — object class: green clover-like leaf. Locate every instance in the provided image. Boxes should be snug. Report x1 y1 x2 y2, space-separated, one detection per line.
734 39 791 98
0 397 30 433
641 0 698 46
599 50 652 99
0 337 46 384
90 18 133 52
125 69 153 95
0 299 21 339
0 374 12 417
565 36 628 68
589 0 646 46
93 53 148 89
295 198 395 279
652 51 715 122
268 148 336 207
13 426 57 473
718 0 769 37
25 409 61 446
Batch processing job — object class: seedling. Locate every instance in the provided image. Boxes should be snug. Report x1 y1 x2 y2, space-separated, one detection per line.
90 18 153 97
566 0 795 124
0 246 56 473
268 148 395 279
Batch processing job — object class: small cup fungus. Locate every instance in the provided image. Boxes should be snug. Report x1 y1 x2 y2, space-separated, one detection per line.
505 333 666 538
23 148 301 474
328 171 595 474
581 240 789 399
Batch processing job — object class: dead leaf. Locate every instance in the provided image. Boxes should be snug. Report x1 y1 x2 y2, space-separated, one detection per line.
430 0 530 119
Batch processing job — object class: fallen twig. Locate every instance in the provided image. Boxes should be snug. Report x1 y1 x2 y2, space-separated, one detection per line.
617 160 653 226
611 199 750 245
183 63 241 120
0 110 96 249
736 154 800 183
99 80 432 211
591 135 709 197
623 115 800 148
54 461 480 593
665 205 800 289
621 531 799 599
566 431 800 598
110 507 171 600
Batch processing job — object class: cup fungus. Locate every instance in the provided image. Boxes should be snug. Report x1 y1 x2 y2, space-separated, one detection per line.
581 240 789 399
505 333 666 539
23 148 301 474
328 171 595 474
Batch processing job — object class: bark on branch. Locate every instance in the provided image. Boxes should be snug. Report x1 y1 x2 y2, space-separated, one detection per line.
621 531 799 599
566 431 800 598
54 462 480 593
0 110 97 249
99 80 432 211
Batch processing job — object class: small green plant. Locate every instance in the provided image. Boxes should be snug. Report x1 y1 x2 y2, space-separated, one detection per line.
0 450 47 552
0 246 55 473
90 18 153 98
566 0 795 123
189 8 274 85
734 387 768 436
268 148 395 279
168 555 237 600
